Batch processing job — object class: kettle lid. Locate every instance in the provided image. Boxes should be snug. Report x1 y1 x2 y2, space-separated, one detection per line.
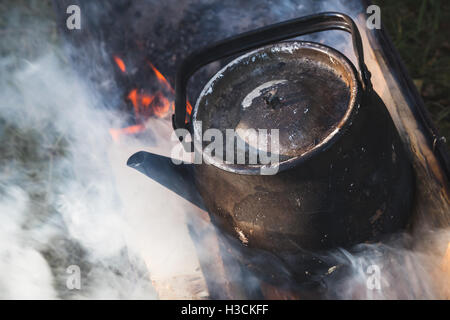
193 41 359 168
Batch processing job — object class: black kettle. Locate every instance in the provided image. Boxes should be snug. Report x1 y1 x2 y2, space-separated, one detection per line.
129 12 414 257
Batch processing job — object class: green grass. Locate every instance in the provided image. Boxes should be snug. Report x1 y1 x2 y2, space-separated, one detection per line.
374 0 450 147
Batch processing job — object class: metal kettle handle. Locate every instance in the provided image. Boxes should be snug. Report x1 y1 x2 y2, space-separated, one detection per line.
173 12 372 130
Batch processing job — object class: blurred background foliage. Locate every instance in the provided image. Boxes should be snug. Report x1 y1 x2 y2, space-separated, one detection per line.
374 0 450 146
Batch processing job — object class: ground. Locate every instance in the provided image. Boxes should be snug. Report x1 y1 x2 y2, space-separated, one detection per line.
375 0 450 146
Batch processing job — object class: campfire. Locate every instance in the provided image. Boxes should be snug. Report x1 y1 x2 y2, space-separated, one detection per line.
109 56 193 142
45 0 450 300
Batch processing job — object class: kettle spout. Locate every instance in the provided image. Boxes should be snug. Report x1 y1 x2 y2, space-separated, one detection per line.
127 151 205 210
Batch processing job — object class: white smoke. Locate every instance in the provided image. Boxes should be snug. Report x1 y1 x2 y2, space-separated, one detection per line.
321 230 450 299
0 48 159 298
1 0 448 300
0 2 158 299
0 187 57 299
0 0 214 300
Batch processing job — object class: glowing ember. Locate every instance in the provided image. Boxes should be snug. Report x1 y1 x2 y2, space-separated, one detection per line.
110 60 192 141
127 89 139 116
153 93 174 118
186 101 192 116
148 61 174 93
127 89 158 119
113 56 126 73
142 95 154 107
109 124 145 142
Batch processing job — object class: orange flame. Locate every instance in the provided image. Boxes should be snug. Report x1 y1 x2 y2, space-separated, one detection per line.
114 56 126 73
127 89 139 116
110 60 192 141
127 89 157 119
153 93 174 118
148 62 174 93
142 95 154 107
147 62 191 116
109 124 145 142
